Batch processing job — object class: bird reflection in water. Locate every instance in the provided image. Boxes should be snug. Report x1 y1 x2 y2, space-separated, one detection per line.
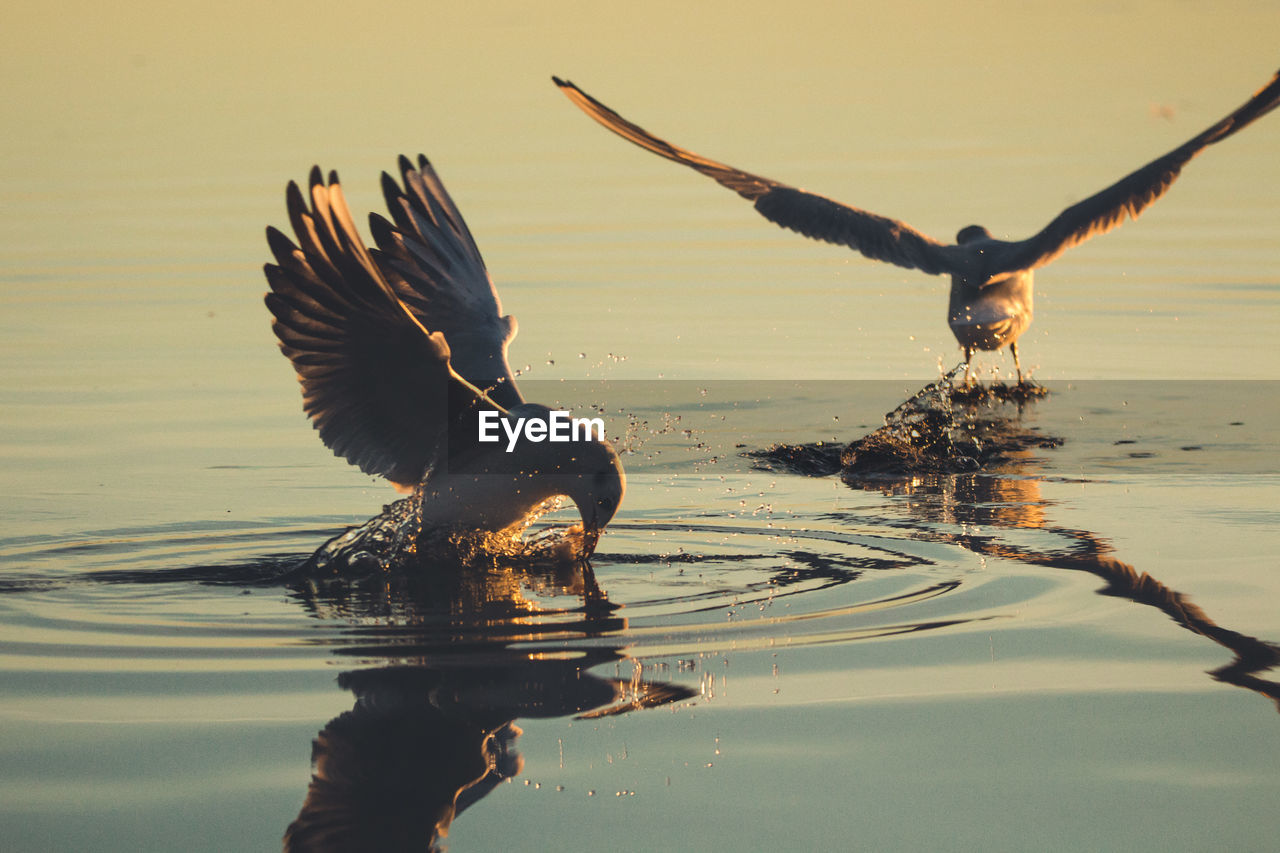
283 558 692 852
875 468 1280 712
754 376 1280 711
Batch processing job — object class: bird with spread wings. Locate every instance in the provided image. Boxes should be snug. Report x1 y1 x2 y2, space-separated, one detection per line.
555 69 1280 381
264 156 624 559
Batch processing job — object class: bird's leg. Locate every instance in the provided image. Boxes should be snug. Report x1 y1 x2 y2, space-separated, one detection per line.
963 347 974 386
1009 342 1023 385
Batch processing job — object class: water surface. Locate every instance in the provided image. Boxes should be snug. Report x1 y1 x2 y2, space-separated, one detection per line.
2 1 1279 849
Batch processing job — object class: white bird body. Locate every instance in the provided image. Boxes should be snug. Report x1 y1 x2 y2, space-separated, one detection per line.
948 270 1033 354
416 403 620 542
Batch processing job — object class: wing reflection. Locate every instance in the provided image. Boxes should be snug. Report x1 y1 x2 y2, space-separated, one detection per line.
835 384 1280 711
881 472 1280 710
283 560 692 852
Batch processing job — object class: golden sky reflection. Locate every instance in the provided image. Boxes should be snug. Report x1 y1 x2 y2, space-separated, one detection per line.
3 1 1279 386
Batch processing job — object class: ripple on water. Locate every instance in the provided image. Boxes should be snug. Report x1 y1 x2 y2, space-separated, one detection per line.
0 512 1056 683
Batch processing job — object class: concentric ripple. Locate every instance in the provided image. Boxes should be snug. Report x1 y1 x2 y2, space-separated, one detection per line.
0 511 1038 684
9 494 1273 717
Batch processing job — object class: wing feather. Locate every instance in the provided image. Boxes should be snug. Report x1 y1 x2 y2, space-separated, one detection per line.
370 157 523 408
264 167 491 487
992 68 1280 272
554 76 958 275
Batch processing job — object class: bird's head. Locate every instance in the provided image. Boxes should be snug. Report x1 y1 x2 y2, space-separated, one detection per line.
561 439 626 560
494 403 626 560
956 224 993 244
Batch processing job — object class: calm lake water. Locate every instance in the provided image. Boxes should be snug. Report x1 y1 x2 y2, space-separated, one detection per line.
3 1 1279 850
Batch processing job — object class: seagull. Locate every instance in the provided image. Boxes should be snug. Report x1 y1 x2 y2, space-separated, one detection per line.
554 70 1280 382
264 155 625 559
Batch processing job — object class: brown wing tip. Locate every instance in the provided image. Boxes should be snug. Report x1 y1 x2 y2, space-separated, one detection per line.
264 224 297 256
284 179 306 210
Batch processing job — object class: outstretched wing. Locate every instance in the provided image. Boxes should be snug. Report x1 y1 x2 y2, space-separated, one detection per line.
369 155 523 409
992 67 1280 273
264 167 490 488
554 77 960 276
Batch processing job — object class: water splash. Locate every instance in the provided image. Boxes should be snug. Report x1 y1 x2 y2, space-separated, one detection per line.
305 493 585 577
749 366 1054 478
